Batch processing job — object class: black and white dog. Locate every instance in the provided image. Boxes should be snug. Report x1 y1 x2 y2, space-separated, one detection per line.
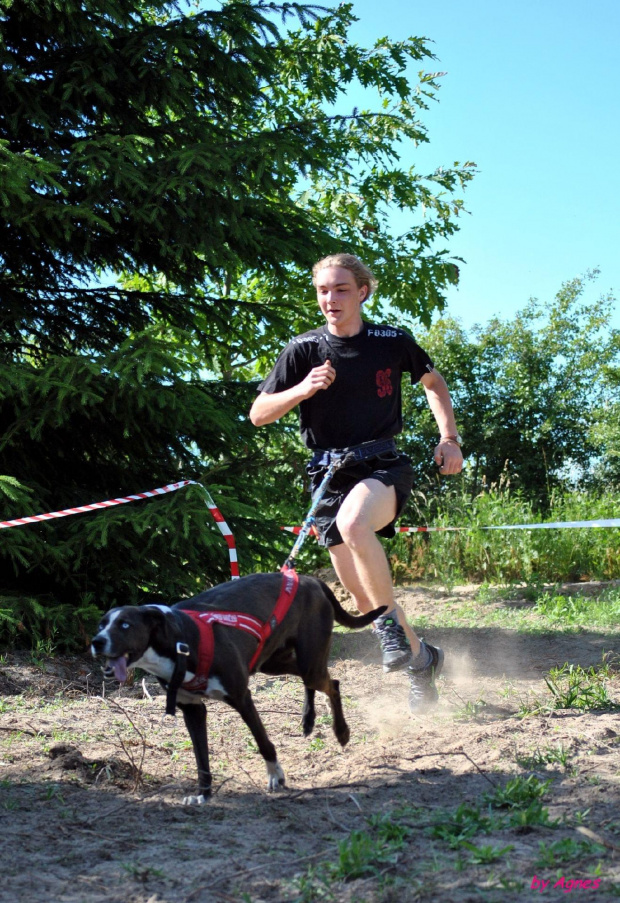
91 571 384 803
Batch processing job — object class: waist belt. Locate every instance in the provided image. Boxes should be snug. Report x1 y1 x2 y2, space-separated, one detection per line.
309 438 398 468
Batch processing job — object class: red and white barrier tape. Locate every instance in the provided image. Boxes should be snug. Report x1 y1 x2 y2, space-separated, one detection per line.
0 479 240 579
282 518 620 535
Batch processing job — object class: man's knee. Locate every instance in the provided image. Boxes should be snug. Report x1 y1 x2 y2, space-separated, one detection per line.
335 509 372 548
336 481 397 546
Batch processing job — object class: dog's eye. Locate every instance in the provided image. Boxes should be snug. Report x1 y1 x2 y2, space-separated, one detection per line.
120 621 130 629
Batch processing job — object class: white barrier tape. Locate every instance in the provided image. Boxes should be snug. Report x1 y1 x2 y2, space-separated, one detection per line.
397 519 620 532
282 518 620 535
0 479 240 579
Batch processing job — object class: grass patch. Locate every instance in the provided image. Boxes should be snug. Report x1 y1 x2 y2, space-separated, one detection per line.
405 584 620 635
535 587 620 630
544 661 619 711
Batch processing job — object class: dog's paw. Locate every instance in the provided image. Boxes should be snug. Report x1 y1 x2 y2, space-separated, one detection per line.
337 725 351 747
266 760 286 792
182 793 209 806
301 714 315 737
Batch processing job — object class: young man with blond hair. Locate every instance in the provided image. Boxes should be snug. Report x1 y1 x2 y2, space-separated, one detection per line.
250 254 463 711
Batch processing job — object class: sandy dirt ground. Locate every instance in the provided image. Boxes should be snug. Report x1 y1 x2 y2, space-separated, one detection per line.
2 576 620 903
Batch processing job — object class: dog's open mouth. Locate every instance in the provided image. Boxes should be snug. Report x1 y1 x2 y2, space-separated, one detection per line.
104 654 130 683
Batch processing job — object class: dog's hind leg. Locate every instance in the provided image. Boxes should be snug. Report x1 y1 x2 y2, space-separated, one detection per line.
302 688 316 737
295 633 351 747
178 701 212 804
304 673 350 747
231 690 285 791
323 676 350 747
331 678 350 746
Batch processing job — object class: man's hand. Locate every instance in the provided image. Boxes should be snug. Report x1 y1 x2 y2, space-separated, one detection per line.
299 359 336 399
249 359 336 426
434 439 463 475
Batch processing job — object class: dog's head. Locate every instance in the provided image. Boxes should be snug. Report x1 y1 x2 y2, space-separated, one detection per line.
91 605 171 683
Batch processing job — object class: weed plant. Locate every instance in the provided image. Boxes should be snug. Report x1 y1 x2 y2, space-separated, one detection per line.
518 657 620 716
287 790 564 901
515 742 571 771
483 774 551 810
459 840 514 864
544 662 618 711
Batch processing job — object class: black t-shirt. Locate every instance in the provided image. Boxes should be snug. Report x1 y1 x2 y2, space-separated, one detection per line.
258 323 434 450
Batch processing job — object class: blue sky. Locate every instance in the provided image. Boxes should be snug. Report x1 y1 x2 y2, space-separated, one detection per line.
346 0 620 331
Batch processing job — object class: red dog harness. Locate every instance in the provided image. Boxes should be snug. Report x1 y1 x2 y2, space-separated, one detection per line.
179 568 299 693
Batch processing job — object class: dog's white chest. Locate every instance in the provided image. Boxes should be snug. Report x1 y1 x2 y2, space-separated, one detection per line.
134 648 176 682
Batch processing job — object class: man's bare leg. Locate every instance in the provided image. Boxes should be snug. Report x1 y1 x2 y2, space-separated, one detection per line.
328 478 421 656
328 477 444 708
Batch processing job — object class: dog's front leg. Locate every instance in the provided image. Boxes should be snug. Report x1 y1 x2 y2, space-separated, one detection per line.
233 690 285 791
178 701 211 804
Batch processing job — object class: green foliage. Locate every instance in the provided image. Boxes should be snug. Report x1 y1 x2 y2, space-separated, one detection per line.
430 802 494 849
0 333 289 617
590 359 620 488
1 0 472 365
515 743 571 771
534 587 620 631
516 657 620 717
333 829 397 880
535 838 605 868
387 486 620 585
430 782 557 858
485 777 557 830
459 840 513 865
401 272 619 505
0 592 101 653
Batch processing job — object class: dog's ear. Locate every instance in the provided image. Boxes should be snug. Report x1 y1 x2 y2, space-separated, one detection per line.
141 604 172 625
140 604 178 641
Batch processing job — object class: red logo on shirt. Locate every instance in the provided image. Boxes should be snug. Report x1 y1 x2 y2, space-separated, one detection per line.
376 369 392 397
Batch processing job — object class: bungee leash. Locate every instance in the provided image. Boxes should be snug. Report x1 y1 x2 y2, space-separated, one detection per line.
282 438 399 572
282 454 345 571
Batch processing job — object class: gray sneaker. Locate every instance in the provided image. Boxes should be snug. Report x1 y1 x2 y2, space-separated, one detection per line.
373 612 412 672
408 641 444 712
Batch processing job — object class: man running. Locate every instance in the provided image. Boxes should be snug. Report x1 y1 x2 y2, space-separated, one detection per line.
250 254 463 711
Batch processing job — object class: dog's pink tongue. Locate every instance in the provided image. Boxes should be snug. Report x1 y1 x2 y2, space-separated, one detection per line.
109 656 128 683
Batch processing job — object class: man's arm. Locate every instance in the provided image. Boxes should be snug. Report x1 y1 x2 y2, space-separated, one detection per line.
249 360 336 426
419 368 463 475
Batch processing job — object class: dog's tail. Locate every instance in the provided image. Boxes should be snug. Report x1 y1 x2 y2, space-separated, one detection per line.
320 580 387 629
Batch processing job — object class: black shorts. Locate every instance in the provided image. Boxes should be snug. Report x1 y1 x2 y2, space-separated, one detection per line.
307 451 414 548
